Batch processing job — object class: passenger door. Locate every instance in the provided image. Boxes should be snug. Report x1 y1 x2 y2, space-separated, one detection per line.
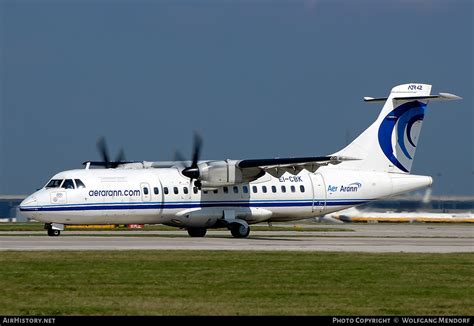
309 173 326 213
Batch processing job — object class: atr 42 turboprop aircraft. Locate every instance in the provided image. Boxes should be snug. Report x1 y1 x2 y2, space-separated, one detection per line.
20 83 461 238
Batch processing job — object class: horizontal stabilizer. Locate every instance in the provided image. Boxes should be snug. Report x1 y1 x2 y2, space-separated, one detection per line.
364 92 462 103
363 97 388 103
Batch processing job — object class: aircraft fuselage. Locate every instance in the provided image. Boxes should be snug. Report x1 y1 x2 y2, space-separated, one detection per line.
20 166 431 227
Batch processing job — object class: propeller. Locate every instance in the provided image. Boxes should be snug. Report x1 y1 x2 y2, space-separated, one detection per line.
96 136 126 168
175 132 203 187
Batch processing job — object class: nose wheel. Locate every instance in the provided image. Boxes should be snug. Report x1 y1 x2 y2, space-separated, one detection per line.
47 228 60 237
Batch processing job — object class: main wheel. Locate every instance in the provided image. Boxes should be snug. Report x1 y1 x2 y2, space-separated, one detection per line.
47 228 60 237
187 227 207 237
230 224 250 238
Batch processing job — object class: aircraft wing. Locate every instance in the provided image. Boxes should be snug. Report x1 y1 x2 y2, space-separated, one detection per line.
237 156 356 178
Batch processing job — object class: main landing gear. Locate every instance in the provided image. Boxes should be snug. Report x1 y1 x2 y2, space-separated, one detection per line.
187 227 207 237
45 223 63 237
186 222 251 238
229 223 250 238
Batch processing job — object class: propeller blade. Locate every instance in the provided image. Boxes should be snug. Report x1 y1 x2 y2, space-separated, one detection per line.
97 137 110 167
191 132 202 168
115 148 126 163
173 150 187 164
96 137 128 168
181 132 203 180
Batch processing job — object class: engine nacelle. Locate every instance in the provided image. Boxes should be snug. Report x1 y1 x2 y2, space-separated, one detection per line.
197 160 264 188
198 160 242 187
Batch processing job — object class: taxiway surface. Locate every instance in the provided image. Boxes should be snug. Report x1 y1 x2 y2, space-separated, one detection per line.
1 224 472 253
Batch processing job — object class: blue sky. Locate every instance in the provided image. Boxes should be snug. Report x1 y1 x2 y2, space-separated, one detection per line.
1 0 472 195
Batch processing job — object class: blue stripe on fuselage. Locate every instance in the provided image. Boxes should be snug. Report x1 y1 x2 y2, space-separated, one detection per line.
19 199 372 212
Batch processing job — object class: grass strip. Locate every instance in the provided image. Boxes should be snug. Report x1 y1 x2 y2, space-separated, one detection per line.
0 251 472 315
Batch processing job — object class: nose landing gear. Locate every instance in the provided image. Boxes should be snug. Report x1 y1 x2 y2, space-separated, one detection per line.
47 228 60 237
45 223 63 237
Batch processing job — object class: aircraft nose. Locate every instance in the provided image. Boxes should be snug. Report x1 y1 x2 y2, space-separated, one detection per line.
19 195 37 210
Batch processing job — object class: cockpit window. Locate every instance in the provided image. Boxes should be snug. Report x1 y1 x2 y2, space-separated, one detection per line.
75 179 86 189
61 179 75 189
45 179 63 188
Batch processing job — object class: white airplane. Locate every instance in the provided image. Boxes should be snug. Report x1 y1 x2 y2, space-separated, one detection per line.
19 83 461 237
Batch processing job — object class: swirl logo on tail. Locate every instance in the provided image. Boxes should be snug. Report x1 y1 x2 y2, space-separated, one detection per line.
378 101 426 172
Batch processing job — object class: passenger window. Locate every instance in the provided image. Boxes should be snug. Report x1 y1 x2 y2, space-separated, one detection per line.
74 179 86 189
164 187 169 195
154 187 159 195
271 186 277 193
193 187 198 194
174 187 179 194
203 190 208 194
223 186 229 194
291 185 296 193
281 185 286 193
61 179 75 189
300 185 305 192
262 186 267 193
252 186 258 193
243 186 248 194
213 189 218 194
233 186 239 194
183 187 189 194
143 187 149 195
